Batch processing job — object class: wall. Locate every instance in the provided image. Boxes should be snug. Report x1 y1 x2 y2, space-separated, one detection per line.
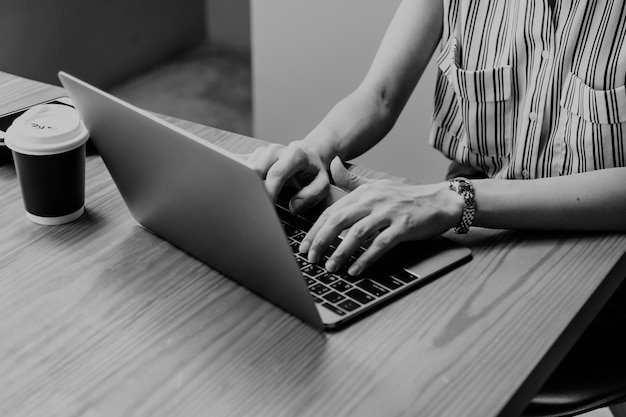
0 0 206 87
205 0 251 56
251 0 449 183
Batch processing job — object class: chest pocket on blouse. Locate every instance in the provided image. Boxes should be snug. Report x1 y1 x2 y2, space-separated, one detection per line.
435 37 514 157
559 73 626 171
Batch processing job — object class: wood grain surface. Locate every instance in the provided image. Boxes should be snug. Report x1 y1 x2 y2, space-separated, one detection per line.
2 73 626 417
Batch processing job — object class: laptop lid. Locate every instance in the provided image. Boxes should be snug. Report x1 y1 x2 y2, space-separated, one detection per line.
58 71 471 330
59 71 326 328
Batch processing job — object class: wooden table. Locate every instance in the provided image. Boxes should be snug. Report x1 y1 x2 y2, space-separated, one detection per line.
2 72 626 417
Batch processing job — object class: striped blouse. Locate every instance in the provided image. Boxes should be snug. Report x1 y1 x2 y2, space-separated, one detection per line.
429 0 626 179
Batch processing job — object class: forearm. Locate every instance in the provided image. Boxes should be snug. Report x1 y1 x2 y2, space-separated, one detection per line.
472 168 626 232
301 0 443 167
300 89 395 166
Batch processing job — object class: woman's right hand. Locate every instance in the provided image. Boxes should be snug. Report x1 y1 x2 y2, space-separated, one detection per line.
244 141 331 214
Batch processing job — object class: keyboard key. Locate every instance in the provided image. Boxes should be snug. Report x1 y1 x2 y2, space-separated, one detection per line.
346 288 375 305
302 264 325 278
322 291 346 304
305 277 316 287
341 273 363 284
357 279 390 297
394 270 420 283
321 303 346 316
281 222 298 236
295 256 309 268
333 260 353 276
310 283 331 296
330 280 353 292
338 299 360 312
313 295 323 304
288 240 300 252
368 274 404 290
318 273 339 285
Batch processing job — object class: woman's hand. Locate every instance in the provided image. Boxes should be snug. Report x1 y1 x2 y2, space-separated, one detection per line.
244 141 331 213
300 157 463 276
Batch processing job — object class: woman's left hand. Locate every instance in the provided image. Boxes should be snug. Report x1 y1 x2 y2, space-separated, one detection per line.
299 157 464 276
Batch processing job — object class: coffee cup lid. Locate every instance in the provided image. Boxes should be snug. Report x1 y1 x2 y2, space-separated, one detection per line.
4 104 89 156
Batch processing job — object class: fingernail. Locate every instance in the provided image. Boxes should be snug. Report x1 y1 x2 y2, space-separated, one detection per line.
289 198 303 213
299 240 310 253
307 249 319 264
348 264 362 276
326 259 337 273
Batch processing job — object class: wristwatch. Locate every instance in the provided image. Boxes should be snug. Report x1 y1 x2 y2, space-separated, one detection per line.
448 177 476 234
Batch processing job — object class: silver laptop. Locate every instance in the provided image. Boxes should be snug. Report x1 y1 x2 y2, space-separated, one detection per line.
59 71 471 330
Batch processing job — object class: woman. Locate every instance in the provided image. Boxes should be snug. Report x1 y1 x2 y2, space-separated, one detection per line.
247 0 626 277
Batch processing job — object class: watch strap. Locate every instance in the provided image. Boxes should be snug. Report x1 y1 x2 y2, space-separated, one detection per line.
448 177 476 234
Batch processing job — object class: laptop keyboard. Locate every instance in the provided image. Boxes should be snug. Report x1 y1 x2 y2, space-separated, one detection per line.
278 210 422 318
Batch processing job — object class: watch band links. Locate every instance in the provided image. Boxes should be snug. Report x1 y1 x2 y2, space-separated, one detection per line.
448 177 476 234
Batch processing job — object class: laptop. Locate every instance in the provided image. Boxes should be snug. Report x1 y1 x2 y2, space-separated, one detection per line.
58 71 471 330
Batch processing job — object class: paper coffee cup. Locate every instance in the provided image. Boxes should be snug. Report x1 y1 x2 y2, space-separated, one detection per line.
0 135 10 163
5 104 89 225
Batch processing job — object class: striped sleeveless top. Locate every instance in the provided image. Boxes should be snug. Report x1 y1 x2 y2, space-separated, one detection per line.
429 0 626 179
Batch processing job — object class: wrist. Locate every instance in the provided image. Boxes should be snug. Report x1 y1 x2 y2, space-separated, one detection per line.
300 131 340 168
428 181 465 232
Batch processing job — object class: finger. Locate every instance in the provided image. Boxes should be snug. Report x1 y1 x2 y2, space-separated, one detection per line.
298 186 361 254
289 170 330 214
238 147 260 160
330 156 373 192
303 204 369 267
326 214 390 275
247 144 283 179
238 146 260 160
348 225 402 276
264 147 308 201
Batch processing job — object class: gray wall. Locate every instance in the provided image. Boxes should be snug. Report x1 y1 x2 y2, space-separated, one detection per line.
205 0 251 56
2 0 448 181
0 0 206 87
251 0 448 182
